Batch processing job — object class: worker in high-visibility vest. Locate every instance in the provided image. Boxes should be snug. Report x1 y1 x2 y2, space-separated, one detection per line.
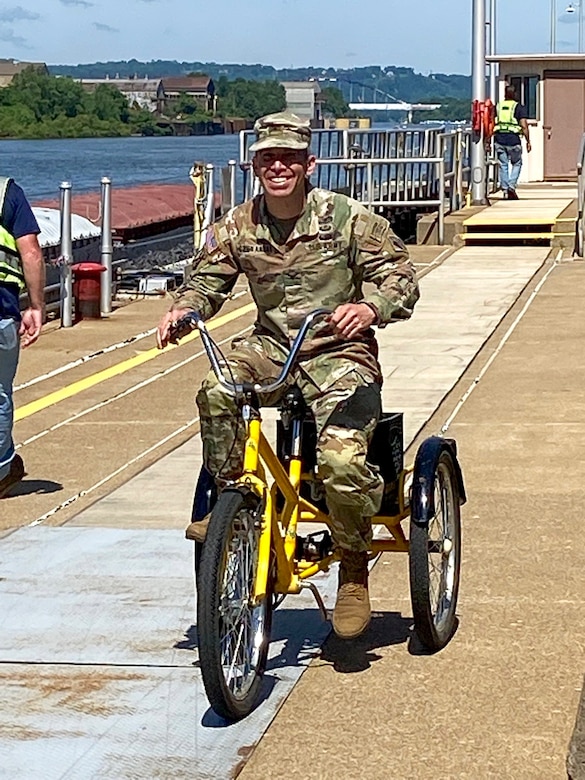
493 84 532 200
0 177 45 498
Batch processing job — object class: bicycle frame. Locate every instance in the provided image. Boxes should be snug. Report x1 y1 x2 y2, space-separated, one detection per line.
171 308 414 606
235 408 413 604
184 309 466 721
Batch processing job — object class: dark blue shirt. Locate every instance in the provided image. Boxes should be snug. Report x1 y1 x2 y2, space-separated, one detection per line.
0 180 40 321
494 103 528 147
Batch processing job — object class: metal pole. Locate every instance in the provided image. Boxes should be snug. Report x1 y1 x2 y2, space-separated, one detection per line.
580 1 583 51
456 128 464 210
100 177 113 314
488 0 498 103
551 0 557 52
239 129 246 165
59 182 73 328
471 0 487 205
228 159 237 210
438 158 445 245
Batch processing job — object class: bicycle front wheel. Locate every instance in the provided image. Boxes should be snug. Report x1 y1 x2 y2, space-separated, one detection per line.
197 487 272 721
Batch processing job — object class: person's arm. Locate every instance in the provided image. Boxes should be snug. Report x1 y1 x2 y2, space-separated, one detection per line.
157 223 240 348
16 232 45 347
519 118 531 152
329 211 419 340
516 105 532 152
354 212 420 325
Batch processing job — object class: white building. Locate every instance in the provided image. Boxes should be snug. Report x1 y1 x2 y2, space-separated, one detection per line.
280 81 324 125
488 53 585 181
78 79 164 113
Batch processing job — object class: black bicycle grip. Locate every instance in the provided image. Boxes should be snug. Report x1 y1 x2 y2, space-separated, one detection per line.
168 311 200 343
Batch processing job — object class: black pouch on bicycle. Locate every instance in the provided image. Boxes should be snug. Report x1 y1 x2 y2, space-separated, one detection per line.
367 412 403 516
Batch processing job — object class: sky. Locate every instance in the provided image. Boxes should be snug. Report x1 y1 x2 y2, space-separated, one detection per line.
0 0 583 75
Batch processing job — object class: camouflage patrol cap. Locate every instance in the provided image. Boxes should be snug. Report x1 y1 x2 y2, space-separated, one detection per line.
249 111 312 152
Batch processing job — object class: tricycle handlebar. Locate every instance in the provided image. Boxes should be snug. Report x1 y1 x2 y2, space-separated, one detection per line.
169 308 331 395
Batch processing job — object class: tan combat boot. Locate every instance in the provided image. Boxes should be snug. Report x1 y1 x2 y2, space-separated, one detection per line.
185 513 211 542
332 551 371 639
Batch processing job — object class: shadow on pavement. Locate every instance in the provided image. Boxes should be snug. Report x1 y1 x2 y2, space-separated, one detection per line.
319 610 411 673
201 675 278 729
407 616 460 656
174 624 198 653
7 478 63 497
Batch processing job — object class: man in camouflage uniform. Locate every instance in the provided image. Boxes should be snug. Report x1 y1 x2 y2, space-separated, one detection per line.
157 112 419 639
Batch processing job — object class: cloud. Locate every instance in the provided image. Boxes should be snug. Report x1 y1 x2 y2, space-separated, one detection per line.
0 27 31 48
0 6 40 22
59 0 94 6
93 21 119 32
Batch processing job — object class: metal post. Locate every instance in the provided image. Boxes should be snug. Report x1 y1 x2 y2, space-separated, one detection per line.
456 128 464 210
579 1 583 51
438 158 445 245
366 161 373 207
100 177 112 314
59 182 73 328
471 0 487 205
551 0 557 52
342 128 350 159
239 129 246 167
228 159 237 210
488 0 498 103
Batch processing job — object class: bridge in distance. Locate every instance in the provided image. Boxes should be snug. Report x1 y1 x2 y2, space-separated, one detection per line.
348 101 441 111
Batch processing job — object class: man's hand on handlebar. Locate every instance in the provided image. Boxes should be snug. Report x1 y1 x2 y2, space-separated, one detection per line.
156 307 197 349
328 303 377 339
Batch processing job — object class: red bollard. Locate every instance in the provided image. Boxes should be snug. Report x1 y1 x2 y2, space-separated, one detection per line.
71 262 106 321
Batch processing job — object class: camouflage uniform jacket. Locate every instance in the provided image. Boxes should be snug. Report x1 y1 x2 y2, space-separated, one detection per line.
173 187 419 357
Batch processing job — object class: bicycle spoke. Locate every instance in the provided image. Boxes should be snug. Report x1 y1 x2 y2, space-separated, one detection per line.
214 504 268 700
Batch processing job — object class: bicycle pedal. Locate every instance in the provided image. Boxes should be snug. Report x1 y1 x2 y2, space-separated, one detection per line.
295 530 332 562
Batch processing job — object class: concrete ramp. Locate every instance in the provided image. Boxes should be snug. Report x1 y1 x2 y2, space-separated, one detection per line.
0 526 337 779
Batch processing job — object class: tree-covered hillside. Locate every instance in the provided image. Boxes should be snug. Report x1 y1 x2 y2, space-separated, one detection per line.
0 68 289 138
49 61 471 102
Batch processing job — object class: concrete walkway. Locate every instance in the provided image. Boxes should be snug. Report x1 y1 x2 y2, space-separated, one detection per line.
2 237 571 777
240 256 585 780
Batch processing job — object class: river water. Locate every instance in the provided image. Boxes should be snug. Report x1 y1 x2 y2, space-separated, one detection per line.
0 135 241 201
0 121 444 205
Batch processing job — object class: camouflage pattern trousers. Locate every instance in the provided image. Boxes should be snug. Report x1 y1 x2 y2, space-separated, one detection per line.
196 334 384 553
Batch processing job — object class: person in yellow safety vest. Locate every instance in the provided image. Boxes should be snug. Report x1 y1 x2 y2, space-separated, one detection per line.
493 84 532 200
0 177 45 499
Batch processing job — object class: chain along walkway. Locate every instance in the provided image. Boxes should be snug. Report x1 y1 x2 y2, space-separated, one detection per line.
3 236 575 777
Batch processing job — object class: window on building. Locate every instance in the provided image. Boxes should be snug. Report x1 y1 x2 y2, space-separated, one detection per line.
508 75 539 119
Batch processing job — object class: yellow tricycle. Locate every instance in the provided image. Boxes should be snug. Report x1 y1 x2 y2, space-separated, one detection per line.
172 309 466 722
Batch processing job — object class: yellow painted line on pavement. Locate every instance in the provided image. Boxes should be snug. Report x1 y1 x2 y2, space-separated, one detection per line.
15 303 255 422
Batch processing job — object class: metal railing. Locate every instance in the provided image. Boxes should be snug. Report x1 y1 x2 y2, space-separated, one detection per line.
233 127 474 244
234 126 475 243
31 126 499 324
24 179 114 323
576 132 585 257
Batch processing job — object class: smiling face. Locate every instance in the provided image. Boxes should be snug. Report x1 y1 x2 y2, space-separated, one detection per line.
252 147 317 202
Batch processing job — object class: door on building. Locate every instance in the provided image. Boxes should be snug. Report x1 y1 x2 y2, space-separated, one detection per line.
544 71 585 180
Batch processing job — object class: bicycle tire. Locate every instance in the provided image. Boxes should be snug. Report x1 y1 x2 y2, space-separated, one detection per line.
409 448 461 651
197 487 272 721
